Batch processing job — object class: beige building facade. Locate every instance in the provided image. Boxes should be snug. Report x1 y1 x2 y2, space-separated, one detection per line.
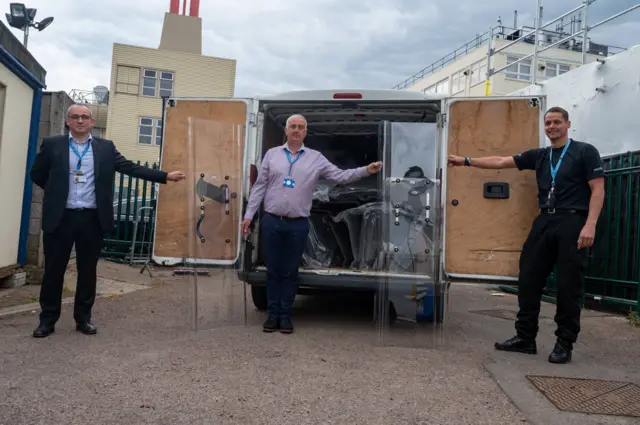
105 8 237 165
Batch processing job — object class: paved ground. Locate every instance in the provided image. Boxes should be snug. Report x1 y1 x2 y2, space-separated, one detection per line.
0 262 638 425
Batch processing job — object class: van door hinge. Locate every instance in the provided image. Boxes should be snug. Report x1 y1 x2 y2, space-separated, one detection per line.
437 113 447 127
248 112 256 126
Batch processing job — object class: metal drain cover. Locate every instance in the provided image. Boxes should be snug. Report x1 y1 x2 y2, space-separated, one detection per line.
527 376 640 417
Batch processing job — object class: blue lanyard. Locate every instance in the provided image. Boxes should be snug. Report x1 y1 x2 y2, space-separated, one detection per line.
70 142 90 170
285 149 302 176
549 139 571 187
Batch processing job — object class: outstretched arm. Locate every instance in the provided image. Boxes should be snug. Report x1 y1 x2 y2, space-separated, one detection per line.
448 155 517 169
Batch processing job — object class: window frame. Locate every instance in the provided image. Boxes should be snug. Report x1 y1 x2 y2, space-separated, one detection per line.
138 116 163 146
505 56 533 81
141 68 175 98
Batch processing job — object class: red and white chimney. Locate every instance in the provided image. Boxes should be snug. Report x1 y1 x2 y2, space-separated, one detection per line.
169 0 199 17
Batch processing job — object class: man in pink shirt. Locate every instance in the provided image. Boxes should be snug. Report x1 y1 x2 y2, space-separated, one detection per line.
242 114 382 333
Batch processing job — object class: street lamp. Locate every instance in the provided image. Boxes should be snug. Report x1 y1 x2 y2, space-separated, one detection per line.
5 3 54 48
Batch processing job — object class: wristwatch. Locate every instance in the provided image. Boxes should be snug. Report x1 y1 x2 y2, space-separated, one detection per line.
464 157 471 166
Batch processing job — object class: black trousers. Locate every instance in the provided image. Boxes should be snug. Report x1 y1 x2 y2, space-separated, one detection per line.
515 211 589 344
39 209 104 327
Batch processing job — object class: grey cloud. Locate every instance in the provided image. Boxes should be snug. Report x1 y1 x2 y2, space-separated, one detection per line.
4 0 638 96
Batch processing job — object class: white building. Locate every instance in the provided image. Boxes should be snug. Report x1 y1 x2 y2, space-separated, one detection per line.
395 6 624 97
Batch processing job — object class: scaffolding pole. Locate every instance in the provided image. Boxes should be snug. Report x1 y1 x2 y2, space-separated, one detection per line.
485 26 493 96
531 0 543 85
581 0 591 64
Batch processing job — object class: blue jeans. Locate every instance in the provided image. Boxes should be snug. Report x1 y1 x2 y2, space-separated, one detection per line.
261 213 309 319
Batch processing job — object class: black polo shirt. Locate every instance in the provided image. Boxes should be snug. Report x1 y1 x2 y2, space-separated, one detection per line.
512 139 605 211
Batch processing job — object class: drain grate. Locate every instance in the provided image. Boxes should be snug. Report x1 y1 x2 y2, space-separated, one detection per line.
527 376 640 417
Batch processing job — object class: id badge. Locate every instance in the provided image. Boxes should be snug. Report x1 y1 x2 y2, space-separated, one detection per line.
543 186 555 208
74 175 87 184
283 177 295 188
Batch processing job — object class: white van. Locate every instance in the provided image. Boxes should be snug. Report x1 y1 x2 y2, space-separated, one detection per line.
152 89 546 323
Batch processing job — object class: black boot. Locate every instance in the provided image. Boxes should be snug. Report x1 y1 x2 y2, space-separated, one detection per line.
494 335 537 354
548 339 572 364
263 316 279 333
33 324 55 338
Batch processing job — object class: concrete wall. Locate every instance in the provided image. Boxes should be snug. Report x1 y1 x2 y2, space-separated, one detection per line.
0 62 34 269
26 91 74 269
106 43 237 165
509 45 640 156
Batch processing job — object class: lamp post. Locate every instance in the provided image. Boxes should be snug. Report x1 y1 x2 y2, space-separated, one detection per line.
5 3 53 48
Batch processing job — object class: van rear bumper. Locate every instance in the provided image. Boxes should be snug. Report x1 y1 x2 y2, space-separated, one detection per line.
241 269 445 294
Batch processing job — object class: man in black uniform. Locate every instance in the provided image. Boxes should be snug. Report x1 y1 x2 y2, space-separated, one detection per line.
448 106 605 364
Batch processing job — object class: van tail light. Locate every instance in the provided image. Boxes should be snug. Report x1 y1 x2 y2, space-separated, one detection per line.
249 164 258 187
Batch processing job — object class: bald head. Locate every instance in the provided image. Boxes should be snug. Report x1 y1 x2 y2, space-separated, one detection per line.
66 104 94 140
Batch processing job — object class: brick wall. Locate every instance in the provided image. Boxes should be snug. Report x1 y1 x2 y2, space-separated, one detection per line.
26 91 74 270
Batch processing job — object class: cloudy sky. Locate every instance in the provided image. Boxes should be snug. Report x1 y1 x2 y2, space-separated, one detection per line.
3 0 639 97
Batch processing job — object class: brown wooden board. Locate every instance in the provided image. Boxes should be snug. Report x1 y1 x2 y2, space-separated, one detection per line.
153 100 247 263
445 98 540 278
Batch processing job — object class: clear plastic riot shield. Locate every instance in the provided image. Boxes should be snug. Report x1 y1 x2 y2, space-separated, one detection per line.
375 121 448 347
153 99 250 331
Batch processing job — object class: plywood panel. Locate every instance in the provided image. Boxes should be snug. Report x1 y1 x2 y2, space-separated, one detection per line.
154 100 247 262
445 98 540 277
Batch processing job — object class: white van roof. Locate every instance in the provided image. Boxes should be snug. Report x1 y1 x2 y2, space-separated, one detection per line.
256 89 438 102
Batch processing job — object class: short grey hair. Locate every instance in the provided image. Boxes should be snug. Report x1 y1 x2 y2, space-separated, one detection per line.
67 104 93 118
286 114 306 128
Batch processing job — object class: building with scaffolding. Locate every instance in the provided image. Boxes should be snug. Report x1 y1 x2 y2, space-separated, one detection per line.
394 1 637 97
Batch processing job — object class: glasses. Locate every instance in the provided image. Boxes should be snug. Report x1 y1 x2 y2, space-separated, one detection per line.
288 124 306 130
69 114 91 121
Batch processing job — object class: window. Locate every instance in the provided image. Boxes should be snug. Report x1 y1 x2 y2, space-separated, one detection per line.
424 78 449 95
470 61 487 85
451 71 465 94
505 56 532 81
542 61 571 79
141 69 174 97
138 117 162 146
115 65 140 95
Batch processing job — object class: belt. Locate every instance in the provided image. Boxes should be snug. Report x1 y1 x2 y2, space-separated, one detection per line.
540 208 587 216
66 207 97 212
265 212 305 221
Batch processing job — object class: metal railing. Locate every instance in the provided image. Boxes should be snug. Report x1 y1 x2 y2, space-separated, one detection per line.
101 162 159 262
69 88 109 105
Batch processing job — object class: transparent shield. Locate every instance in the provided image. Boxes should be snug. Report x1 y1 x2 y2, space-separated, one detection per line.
184 116 248 331
375 121 449 347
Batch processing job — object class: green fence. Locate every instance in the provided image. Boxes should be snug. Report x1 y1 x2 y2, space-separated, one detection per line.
101 162 159 263
501 150 640 313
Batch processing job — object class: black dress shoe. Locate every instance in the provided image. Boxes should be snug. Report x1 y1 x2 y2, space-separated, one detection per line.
279 317 294 334
76 322 97 335
33 324 55 338
262 317 278 333
494 335 537 354
548 340 572 364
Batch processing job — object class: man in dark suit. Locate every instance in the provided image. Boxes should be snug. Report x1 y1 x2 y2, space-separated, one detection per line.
30 104 186 338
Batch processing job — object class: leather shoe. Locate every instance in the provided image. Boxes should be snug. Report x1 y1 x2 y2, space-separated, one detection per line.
548 340 572 364
262 316 278 333
494 335 537 354
33 324 55 338
76 322 97 335
279 317 294 334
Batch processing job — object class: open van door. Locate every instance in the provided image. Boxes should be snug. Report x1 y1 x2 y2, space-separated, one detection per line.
152 98 256 267
442 96 545 282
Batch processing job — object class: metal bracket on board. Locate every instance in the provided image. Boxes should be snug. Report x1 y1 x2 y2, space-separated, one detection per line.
528 98 540 108
195 174 235 243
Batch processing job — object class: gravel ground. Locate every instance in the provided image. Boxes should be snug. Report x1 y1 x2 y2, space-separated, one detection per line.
0 272 527 425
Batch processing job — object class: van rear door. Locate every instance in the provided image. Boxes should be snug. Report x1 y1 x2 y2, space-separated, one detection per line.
152 98 257 266
442 96 545 282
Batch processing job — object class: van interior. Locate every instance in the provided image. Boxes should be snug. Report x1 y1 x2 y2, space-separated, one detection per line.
255 100 441 273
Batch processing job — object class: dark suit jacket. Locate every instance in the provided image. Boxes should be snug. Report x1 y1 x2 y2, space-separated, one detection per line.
30 135 168 234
